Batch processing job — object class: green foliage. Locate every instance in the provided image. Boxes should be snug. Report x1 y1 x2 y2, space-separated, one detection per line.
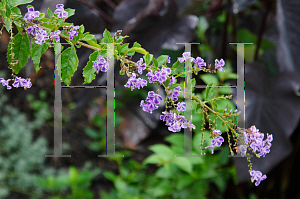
0 81 48 198
32 42 49 73
61 45 79 85
36 163 101 199
7 32 31 74
83 50 101 84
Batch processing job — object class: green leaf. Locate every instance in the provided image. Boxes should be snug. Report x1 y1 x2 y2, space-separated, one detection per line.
32 42 48 73
69 166 78 182
61 45 78 85
83 51 100 84
103 29 113 43
153 58 158 67
7 32 31 74
172 158 193 174
149 144 174 161
79 25 85 34
10 0 33 7
157 55 169 66
86 39 101 49
205 83 215 101
200 74 219 85
164 76 170 87
47 8 53 18
168 83 180 90
82 34 95 41
143 53 153 65
132 42 141 47
128 47 147 55
143 154 164 165
65 8 75 18
176 175 194 190
172 62 184 75
165 133 184 148
120 43 129 55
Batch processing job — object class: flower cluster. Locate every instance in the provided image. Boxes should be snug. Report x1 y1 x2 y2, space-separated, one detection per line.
92 55 109 72
23 7 40 22
66 25 80 40
177 102 186 111
0 77 32 90
54 4 68 19
140 91 163 114
146 66 171 84
249 170 267 186
204 130 224 154
167 86 181 102
238 125 273 158
124 73 147 90
27 25 49 45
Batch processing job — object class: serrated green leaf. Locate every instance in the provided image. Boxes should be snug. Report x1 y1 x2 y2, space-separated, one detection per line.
157 55 169 66
32 42 48 73
103 29 113 43
61 45 78 85
65 8 75 18
47 8 53 18
83 51 100 84
7 32 30 74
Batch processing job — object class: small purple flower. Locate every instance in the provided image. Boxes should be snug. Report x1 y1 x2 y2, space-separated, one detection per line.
249 170 267 186
167 86 181 102
236 145 247 157
146 70 158 83
124 73 147 90
136 58 146 75
213 129 222 136
50 30 61 42
193 57 206 69
23 7 40 22
54 4 68 19
178 52 193 63
215 59 225 72
0 78 12 90
92 55 109 72
67 25 80 40
177 102 186 111
12 76 25 88
23 78 32 89
140 91 163 114
181 119 196 131
167 56 171 63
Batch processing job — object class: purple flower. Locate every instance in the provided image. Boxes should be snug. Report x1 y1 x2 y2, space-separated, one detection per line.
124 73 147 90
213 129 222 136
193 57 206 69
167 86 181 102
92 55 109 72
146 70 158 83
178 52 193 63
0 78 12 90
140 91 163 114
215 59 225 72
67 25 80 40
50 30 61 42
136 58 146 75
12 76 25 88
54 4 68 19
249 170 267 186
23 78 32 89
26 25 49 45
177 102 186 111
167 56 171 63
181 118 196 131
236 145 247 157
23 7 40 22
